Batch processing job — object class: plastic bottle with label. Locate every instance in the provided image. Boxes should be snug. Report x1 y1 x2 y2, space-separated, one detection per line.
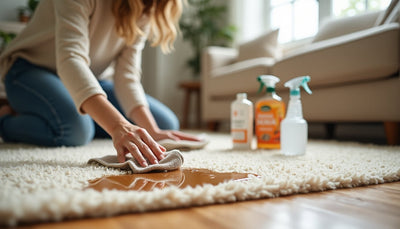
255 75 285 149
231 93 253 149
281 76 312 156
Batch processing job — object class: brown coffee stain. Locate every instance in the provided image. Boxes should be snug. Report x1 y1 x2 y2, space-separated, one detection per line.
86 168 258 192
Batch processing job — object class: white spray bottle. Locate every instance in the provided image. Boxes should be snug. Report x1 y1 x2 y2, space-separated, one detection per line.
231 93 254 149
281 76 312 156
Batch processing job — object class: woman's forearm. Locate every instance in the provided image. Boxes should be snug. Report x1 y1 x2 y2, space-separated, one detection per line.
129 105 160 135
81 95 159 136
81 94 130 135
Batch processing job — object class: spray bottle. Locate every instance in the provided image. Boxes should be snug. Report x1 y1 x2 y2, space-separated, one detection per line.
255 75 285 149
231 93 254 149
281 76 312 156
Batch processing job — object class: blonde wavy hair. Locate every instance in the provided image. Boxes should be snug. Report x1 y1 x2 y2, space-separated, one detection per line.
112 0 183 53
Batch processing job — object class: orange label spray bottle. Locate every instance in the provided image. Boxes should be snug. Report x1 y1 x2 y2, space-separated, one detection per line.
255 75 285 149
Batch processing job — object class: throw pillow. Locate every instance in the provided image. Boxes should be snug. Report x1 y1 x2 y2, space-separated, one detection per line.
236 29 281 62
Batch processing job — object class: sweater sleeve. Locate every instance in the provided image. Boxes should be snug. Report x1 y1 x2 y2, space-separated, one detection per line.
53 0 106 114
113 25 149 117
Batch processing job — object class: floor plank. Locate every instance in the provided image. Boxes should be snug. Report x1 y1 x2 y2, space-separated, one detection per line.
15 182 400 229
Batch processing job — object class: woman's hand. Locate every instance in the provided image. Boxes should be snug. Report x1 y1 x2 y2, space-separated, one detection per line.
110 123 166 165
129 106 201 143
81 95 166 167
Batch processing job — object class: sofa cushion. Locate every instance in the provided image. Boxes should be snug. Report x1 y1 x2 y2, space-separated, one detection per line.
236 29 281 62
273 23 399 89
375 0 399 25
313 10 381 43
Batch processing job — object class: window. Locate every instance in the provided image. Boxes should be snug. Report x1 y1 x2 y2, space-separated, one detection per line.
332 0 391 17
233 0 391 44
270 0 318 43
240 0 266 42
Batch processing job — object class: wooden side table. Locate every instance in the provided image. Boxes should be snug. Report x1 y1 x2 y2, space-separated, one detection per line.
178 80 201 129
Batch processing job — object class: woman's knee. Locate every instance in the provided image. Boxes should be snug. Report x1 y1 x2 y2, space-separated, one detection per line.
159 114 180 130
147 95 180 130
55 114 94 146
6 59 94 146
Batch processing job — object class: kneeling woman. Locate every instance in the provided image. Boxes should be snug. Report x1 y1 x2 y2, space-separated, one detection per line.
0 0 199 167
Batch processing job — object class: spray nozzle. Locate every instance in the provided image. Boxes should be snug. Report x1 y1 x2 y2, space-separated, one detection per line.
257 75 280 93
284 76 312 96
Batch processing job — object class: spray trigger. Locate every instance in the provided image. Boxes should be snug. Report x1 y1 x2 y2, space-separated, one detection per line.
257 75 280 94
257 77 265 93
301 77 312 94
284 76 312 96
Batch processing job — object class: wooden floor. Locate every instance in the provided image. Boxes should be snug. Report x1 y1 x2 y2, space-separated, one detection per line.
16 182 400 229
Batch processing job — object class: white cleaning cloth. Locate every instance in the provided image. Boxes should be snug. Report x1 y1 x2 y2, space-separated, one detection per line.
88 150 184 173
157 134 209 151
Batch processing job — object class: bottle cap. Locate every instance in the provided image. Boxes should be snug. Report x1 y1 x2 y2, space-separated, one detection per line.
236 93 247 100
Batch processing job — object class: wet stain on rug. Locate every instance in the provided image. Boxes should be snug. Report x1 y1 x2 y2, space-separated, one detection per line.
86 168 259 192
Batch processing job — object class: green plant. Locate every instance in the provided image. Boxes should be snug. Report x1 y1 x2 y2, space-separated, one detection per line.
179 0 236 76
28 0 40 12
0 31 16 52
1 1 39 51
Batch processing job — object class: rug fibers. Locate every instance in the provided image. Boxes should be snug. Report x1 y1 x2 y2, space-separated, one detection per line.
0 133 399 226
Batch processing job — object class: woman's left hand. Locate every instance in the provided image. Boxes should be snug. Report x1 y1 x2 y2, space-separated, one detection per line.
129 106 201 143
149 129 201 142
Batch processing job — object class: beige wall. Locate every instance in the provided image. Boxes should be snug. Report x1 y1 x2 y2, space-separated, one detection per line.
0 0 26 21
141 36 194 123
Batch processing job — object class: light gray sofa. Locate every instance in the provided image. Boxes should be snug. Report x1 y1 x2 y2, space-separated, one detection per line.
201 5 400 144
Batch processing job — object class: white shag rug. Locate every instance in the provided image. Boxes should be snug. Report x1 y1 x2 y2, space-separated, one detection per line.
1 133 400 226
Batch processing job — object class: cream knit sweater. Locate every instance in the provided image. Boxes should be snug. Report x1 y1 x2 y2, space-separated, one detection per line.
0 0 149 115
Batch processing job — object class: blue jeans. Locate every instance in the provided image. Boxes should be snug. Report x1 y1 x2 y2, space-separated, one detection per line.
0 58 179 146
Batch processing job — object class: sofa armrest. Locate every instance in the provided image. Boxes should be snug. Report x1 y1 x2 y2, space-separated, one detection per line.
201 46 238 122
272 23 399 88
